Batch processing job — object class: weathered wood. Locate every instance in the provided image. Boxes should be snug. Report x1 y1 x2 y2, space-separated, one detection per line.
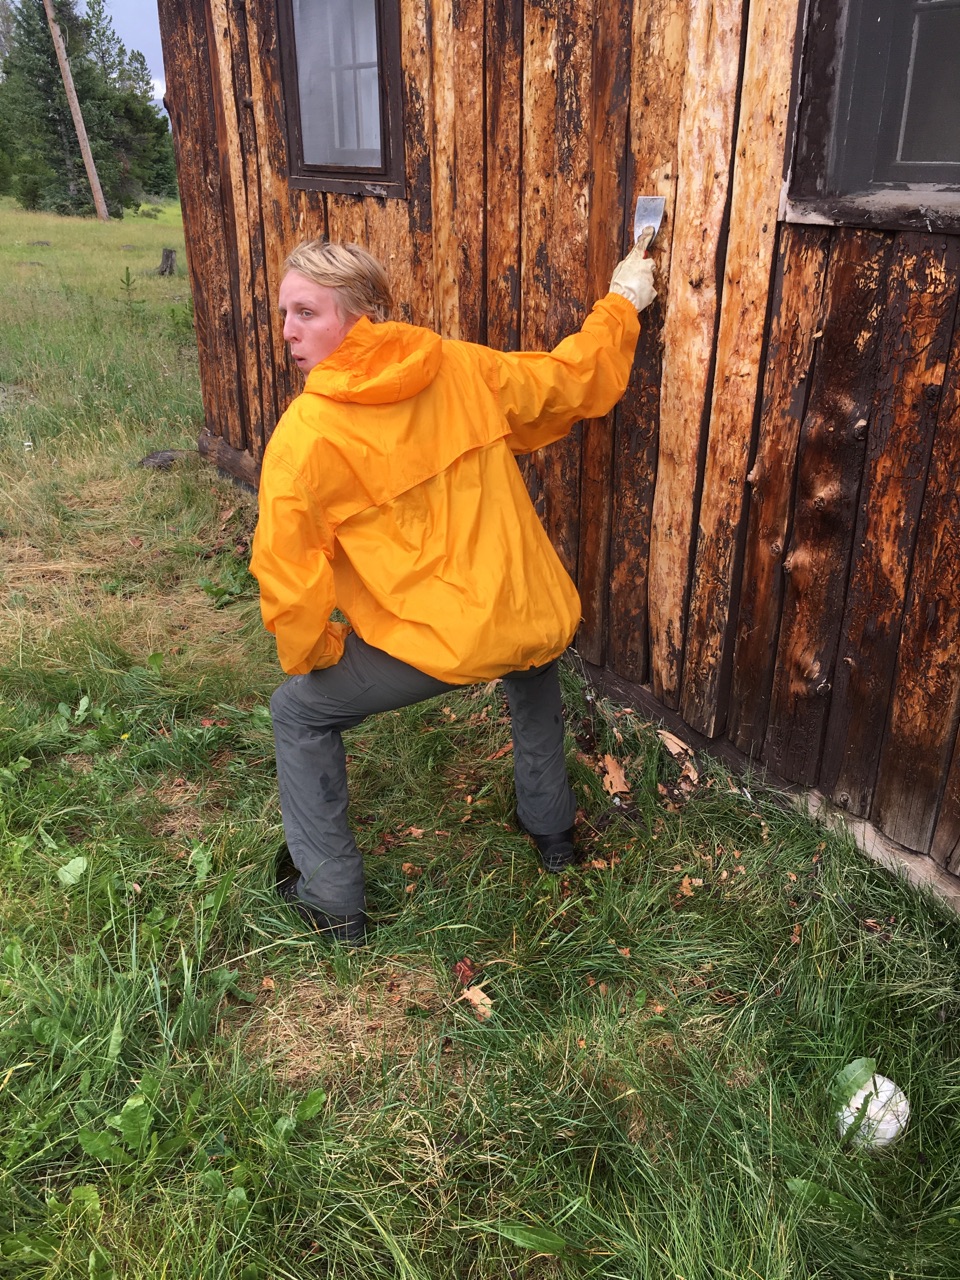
197 426 259 490
348 0 435 328
647 0 743 710
728 225 831 757
606 0 690 684
576 0 633 664
158 0 245 455
518 0 559 522
761 229 891 784
820 235 960 814
206 0 264 457
933 737 960 875
451 0 485 340
223 0 274 459
429 0 457 335
429 0 484 339
158 248 177 276
539 0 593 579
485 0 522 351
680 0 804 737
874 306 960 852
244 0 314 426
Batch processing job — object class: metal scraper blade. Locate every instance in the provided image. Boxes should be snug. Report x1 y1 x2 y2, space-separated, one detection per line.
633 196 666 245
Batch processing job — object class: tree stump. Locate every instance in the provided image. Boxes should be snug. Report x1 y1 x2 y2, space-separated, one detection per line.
158 248 177 276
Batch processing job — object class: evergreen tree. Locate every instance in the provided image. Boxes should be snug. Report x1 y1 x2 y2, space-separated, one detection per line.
0 0 177 215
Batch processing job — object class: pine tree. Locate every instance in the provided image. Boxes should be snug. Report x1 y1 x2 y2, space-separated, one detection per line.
0 0 177 215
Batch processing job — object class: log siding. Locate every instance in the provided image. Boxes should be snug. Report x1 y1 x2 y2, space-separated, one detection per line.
158 0 960 873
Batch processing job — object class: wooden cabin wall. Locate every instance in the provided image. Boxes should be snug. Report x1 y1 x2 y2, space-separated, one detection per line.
158 0 960 872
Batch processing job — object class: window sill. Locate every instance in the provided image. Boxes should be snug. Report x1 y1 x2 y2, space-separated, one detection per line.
782 189 960 235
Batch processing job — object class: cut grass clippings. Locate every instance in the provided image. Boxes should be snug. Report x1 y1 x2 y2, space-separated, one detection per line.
1 199 960 1279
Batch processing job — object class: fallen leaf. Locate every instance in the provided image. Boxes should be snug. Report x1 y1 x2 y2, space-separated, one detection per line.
486 743 513 761
405 827 425 838
577 1038 586 1048
678 876 695 897
404 883 415 894
618 947 631 957
261 976 275 991
791 924 801 944
460 985 494 1021
657 729 690 759
452 957 477 986
401 863 422 877
786 872 797 883
602 754 630 795
679 759 699 788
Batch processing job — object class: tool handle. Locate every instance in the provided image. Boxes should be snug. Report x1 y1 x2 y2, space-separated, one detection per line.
636 225 656 258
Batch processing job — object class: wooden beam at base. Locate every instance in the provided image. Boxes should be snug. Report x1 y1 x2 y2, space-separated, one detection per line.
580 658 960 913
197 427 259 491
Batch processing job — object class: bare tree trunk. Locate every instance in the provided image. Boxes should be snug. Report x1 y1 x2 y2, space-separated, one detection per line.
41 0 110 222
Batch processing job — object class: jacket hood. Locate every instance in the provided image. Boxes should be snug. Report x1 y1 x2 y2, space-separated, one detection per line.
303 317 443 406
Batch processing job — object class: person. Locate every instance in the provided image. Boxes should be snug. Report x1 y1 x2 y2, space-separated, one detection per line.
249 235 657 943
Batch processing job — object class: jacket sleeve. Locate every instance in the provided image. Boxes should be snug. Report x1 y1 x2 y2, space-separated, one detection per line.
249 451 350 676
487 293 641 454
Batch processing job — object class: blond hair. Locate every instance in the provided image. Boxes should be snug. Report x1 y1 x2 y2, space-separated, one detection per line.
283 240 393 323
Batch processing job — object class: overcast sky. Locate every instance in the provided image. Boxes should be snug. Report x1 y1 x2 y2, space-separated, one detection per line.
99 0 166 99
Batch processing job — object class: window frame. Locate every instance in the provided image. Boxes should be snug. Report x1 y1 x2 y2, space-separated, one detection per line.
276 0 407 198
785 0 960 232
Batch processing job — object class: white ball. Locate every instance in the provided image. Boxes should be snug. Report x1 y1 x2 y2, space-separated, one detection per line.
837 1073 909 1149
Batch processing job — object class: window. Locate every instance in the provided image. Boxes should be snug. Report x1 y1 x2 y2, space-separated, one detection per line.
787 0 960 230
277 0 406 197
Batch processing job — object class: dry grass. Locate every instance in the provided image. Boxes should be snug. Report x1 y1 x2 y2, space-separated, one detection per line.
239 963 449 1089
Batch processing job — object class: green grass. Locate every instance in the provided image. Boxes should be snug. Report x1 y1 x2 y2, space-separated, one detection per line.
1 200 960 1279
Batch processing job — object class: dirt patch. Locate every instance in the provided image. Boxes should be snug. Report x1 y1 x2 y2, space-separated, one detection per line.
240 964 449 1089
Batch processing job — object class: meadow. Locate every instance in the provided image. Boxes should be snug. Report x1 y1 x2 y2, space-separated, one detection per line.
0 197 959 1279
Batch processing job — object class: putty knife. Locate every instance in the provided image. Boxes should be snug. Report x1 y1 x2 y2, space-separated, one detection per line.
633 195 666 249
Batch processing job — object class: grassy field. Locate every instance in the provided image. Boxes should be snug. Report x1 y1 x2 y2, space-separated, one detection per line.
1 198 959 1279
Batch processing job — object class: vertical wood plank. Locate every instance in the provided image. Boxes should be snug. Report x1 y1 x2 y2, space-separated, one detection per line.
245 0 320 428
647 0 743 709
206 0 262 455
486 0 523 351
680 0 803 736
429 0 458 335
874 309 960 852
224 0 272 458
451 0 486 341
364 0 435 326
157 0 246 454
760 229 891 783
539 0 593 579
727 225 831 757
933 738 960 874
576 0 633 663
820 235 960 814
518 0 559 522
606 0 691 683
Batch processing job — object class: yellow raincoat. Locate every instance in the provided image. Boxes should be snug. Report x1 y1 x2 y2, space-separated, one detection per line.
250 293 640 681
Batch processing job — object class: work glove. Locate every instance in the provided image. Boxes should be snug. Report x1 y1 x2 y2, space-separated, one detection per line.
609 226 657 312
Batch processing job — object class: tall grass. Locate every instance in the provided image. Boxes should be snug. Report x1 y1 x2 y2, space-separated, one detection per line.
1 200 959 1279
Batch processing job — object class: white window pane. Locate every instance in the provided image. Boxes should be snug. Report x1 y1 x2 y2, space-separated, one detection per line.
899 8 960 165
292 0 383 168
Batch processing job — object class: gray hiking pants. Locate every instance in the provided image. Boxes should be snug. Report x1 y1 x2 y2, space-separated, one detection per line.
269 634 576 915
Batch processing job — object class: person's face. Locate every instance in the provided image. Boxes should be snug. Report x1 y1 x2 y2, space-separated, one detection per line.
279 271 356 373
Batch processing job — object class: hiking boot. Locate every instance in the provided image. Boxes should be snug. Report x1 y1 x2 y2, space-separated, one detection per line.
516 820 580 874
276 874 367 945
